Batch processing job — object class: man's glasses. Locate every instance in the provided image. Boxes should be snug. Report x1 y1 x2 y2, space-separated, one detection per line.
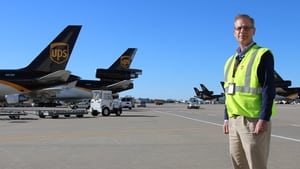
234 26 254 31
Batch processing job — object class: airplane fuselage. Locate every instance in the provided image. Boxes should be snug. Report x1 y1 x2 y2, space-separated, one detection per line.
0 70 79 100
52 79 133 102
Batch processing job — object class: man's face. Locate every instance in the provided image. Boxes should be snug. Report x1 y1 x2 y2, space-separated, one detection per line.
234 17 256 46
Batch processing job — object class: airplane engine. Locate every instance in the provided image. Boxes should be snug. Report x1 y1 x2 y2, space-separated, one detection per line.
5 94 30 104
96 69 142 80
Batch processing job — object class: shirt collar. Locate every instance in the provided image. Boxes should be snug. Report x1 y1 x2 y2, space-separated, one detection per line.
236 42 256 59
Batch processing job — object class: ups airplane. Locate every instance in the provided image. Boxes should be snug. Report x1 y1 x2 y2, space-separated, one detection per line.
71 48 142 94
1 25 82 105
194 84 224 101
33 48 142 105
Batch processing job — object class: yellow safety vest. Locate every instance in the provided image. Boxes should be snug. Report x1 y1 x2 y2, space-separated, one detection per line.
224 45 276 118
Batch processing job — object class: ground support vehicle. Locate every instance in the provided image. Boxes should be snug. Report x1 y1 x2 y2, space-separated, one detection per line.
0 107 89 119
187 97 200 109
187 103 200 109
0 108 28 119
37 107 88 118
137 100 146 107
89 90 122 116
121 96 135 110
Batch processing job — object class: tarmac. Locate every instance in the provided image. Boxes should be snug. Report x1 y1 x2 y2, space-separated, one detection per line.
0 103 299 169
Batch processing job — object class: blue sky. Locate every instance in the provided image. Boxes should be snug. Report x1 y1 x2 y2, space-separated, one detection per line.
1 1 300 100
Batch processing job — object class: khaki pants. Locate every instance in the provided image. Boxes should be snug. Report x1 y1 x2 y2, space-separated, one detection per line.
229 116 271 169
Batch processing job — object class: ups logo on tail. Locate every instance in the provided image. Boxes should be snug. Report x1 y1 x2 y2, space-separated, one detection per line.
120 56 131 69
50 42 69 64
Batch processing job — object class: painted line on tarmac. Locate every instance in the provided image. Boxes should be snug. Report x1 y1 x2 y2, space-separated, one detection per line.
155 110 300 143
271 134 300 143
291 124 300 127
155 111 222 127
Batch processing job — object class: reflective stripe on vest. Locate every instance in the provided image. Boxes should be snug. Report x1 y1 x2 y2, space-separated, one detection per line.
224 49 261 94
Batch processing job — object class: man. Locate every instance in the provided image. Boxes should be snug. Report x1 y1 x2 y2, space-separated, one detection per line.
223 14 276 169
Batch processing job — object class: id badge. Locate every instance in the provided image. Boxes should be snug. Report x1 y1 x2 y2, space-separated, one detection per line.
228 83 235 95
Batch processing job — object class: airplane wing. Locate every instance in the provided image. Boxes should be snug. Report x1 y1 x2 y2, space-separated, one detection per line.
37 70 71 83
41 81 78 91
106 80 133 93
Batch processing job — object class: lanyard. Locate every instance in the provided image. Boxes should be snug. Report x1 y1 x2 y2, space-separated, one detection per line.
232 42 255 78
232 56 240 78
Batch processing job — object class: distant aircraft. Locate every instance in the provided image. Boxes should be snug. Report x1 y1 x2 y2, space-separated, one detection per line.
193 84 224 101
274 70 300 100
274 70 292 88
33 48 142 105
2 25 82 105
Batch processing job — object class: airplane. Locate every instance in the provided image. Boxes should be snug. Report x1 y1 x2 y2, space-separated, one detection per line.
2 25 82 105
273 70 300 100
274 70 292 88
193 84 224 101
30 48 142 106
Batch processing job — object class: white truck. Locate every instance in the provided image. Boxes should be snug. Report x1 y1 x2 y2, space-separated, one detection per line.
89 90 122 116
121 96 135 110
187 97 200 109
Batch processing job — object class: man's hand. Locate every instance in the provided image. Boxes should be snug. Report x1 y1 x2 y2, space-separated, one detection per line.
223 120 229 134
254 119 268 134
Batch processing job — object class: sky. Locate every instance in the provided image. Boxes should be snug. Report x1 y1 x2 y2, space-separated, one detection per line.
1 0 300 100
